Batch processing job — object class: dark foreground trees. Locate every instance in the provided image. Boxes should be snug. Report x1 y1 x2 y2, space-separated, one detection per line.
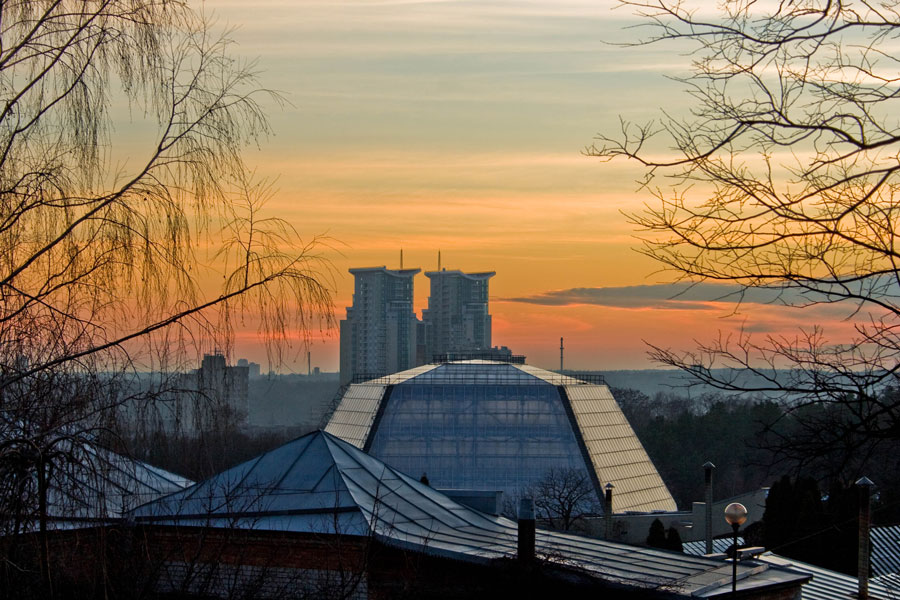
593 0 900 482
616 390 784 506
762 476 859 575
0 1 331 596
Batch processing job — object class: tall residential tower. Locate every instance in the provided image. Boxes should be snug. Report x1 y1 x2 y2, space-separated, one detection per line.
339 267 420 384
422 269 494 361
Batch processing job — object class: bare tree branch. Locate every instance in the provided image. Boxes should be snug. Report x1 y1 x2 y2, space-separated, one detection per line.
593 0 900 479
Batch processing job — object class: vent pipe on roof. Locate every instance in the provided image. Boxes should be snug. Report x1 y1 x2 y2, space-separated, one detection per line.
704 461 715 555
604 482 614 539
517 497 535 563
857 476 875 600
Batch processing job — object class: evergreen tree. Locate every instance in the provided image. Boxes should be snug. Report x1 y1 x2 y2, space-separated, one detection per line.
646 518 667 549
665 527 683 552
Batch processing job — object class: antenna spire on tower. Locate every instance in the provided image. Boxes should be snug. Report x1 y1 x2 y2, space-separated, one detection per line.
560 337 564 372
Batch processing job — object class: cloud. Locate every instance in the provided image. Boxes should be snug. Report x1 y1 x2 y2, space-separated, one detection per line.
500 282 806 311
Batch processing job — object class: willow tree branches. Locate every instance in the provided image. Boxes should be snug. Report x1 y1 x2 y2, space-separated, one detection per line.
0 1 333 384
0 1 334 562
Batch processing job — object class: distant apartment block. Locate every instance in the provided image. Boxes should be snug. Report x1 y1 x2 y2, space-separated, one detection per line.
120 352 249 436
236 358 261 379
195 352 249 430
422 269 494 361
340 267 421 384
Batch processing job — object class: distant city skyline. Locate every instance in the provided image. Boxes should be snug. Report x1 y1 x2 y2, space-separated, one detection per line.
210 1 876 373
339 265 502 382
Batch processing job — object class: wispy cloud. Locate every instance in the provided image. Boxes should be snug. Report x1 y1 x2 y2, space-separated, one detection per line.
500 282 804 310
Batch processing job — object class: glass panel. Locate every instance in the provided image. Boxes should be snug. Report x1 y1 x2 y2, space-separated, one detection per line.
368 364 595 501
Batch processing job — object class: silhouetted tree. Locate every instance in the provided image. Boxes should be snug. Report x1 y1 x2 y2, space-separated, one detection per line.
594 0 900 483
665 527 683 553
620 393 783 508
0 1 332 597
530 467 600 532
762 476 859 575
646 519 667 549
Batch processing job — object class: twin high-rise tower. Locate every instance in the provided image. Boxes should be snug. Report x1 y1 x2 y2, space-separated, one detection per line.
339 266 495 384
339 267 420 383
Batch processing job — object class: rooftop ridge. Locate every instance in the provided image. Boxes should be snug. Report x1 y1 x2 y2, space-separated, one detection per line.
423 270 495 280
348 265 421 276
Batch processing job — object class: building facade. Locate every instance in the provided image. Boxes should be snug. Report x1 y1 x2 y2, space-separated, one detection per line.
194 352 249 431
422 269 494 361
325 360 678 514
340 267 421 385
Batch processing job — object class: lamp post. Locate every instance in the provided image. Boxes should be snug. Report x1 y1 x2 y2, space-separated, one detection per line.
724 502 748 597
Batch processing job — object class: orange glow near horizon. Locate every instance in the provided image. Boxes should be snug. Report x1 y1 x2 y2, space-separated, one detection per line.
195 0 876 373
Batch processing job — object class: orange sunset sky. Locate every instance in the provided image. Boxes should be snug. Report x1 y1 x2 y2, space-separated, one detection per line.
196 0 868 373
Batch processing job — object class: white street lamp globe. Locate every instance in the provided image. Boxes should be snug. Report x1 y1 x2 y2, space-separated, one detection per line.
724 502 748 526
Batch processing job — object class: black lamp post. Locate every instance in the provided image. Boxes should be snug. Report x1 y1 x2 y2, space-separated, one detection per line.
724 502 748 597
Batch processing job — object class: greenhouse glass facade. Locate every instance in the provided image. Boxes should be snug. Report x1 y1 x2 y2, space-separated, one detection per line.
325 360 678 513
367 364 590 496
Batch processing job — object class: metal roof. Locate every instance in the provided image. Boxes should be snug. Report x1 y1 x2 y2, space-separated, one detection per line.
872 525 900 577
324 360 676 512
683 538 745 556
565 384 677 512
133 430 806 598
325 363 439 447
685 528 900 597
757 552 897 599
872 573 900 590
42 443 192 527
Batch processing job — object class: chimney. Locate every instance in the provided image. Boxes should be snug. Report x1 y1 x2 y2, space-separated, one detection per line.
704 461 716 555
857 477 874 600
604 482 615 539
517 497 535 563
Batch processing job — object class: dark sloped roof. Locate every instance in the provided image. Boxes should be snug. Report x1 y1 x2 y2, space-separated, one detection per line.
758 553 896 600
133 430 806 597
40 443 192 527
